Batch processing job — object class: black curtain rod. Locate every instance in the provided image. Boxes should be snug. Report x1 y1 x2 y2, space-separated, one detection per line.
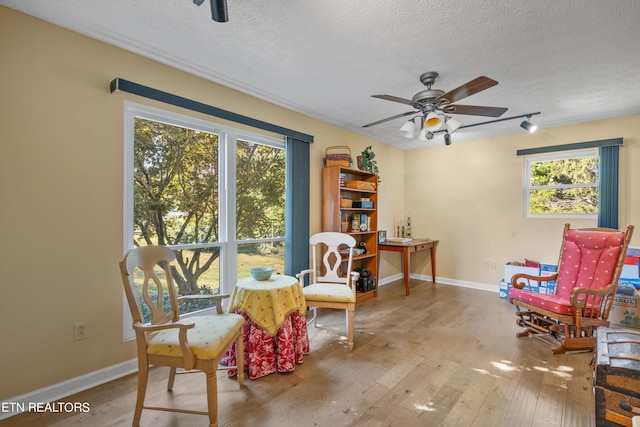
110 78 314 143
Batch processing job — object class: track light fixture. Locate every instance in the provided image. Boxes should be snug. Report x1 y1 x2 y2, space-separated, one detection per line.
398 111 541 145
211 0 229 22
194 0 229 22
520 116 538 133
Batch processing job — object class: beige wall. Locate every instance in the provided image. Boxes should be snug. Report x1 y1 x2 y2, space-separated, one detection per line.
0 7 401 399
404 115 639 284
0 5 638 402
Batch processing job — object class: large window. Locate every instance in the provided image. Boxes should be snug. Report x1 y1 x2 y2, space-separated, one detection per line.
523 149 599 218
124 103 285 328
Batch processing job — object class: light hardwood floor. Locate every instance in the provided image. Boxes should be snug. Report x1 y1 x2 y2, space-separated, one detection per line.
1 279 596 427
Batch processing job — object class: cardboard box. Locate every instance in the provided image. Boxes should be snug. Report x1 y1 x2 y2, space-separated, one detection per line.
499 280 510 299
609 295 640 329
621 263 640 279
504 265 540 287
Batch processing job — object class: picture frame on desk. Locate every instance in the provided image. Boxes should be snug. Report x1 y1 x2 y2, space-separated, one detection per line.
378 230 386 243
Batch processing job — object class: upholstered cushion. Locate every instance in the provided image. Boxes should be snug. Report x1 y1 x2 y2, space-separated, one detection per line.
303 283 356 303
555 229 623 297
147 314 244 360
508 288 577 315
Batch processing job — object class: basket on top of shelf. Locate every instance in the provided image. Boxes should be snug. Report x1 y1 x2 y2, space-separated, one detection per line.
345 181 377 191
323 146 352 168
340 198 353 208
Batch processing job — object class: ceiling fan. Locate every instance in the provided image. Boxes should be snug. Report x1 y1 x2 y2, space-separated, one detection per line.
363 72 508 142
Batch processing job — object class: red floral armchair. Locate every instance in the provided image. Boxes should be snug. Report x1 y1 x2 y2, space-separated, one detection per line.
509 223 634 354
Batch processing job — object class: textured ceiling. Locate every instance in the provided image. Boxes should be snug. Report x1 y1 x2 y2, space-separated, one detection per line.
3 0 640 149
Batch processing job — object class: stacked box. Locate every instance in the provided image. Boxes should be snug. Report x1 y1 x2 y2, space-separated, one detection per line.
499 280 510 299
610 285 640 329
539 263 557 295
504 264 540 292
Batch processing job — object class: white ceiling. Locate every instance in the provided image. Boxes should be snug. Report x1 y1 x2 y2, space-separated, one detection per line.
3 0 640 149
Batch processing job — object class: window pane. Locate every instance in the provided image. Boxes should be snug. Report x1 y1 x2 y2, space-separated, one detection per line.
529 187 598 214
236 139 285 240
530 156 598 186
133 117 221 318
238 241 285 279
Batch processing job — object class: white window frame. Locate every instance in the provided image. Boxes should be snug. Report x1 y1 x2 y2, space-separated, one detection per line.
523 148 599 219
122 102 285 339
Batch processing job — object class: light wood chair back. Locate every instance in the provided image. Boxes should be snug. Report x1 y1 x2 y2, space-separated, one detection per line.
298 232 360 351
309 231 356 286
120 245 244 427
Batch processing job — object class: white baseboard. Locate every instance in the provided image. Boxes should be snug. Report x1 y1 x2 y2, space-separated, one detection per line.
379 273 498 294
0 358 138 420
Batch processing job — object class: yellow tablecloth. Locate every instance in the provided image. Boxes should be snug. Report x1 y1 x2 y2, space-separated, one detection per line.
228 275 307 336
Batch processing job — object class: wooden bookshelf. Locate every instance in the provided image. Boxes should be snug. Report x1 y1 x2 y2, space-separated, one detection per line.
322 166 378 303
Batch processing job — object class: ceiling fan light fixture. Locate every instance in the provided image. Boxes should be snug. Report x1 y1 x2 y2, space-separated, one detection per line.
424 112 444 131
444 132 452 145
445 117 462 134
399 119 416 138
520 118 537 133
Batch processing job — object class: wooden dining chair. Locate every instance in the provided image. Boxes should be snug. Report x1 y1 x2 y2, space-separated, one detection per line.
297 232 360 351
120 245 245 427
509 224 634 354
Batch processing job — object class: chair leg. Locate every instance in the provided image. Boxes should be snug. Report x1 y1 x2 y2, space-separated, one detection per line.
235 333 245 386
306 306 318 327
167 366 177 391
347 304 354 351
206 371 218 427
132 363 149 427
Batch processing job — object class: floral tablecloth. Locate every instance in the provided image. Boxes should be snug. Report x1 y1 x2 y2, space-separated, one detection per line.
221 275 309 379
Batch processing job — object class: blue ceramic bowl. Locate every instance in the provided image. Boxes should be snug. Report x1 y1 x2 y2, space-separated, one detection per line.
250 267 274 281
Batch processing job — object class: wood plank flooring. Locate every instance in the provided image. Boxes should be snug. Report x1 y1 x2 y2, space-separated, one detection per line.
0 279 597 427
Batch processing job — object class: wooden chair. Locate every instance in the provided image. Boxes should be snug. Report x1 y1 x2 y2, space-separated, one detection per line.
509 224 634 354
297 232 360 351
120 245 245 427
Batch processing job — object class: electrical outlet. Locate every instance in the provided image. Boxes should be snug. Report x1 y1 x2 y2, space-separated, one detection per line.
483 260 490 269
510 230 517 238
74 322 88 341
490 260 496 269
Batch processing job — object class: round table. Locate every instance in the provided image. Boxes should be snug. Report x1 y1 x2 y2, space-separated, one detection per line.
222 275 309 379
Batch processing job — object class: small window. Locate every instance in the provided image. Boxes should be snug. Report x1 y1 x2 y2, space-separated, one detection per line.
523 149 599 218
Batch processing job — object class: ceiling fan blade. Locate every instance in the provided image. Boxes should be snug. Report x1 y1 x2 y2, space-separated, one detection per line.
443 104 508 117
371 94 414 106
436 76 499 104
362 110 418 127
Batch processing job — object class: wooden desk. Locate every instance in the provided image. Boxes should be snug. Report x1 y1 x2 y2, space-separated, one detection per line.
378 239 438 296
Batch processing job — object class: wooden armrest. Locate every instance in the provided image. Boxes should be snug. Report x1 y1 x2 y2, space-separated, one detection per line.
511 272 558 290
296 269 313 285
177 294 230 314
569 284 615 307
177 294 230 301
133 321 196 370
132 321 195 332
349 271 360 292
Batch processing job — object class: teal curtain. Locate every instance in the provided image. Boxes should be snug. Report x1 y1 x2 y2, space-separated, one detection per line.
598 145 619 229
285 138 310 276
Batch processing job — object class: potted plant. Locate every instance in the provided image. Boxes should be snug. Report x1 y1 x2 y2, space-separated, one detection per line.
357 146 380 182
